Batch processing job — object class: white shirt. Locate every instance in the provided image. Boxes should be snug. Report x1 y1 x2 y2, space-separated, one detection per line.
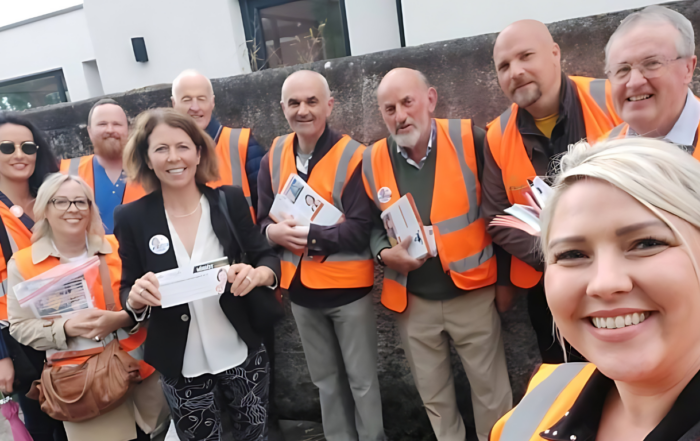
664 89 700 147
396 120 436 170
166 195 248 377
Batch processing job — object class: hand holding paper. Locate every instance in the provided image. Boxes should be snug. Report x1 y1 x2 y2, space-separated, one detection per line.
128 272 162 309
380 235 428 276
267 215 308 253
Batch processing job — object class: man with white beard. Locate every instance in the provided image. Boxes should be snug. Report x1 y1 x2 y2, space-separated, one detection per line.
362 68 512 441
60 98 145 233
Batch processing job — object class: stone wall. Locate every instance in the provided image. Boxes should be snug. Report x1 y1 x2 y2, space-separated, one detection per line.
18 1 700 439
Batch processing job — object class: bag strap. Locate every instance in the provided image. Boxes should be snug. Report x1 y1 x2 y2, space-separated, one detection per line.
42 355 98 404
218 189 249 264
98 255 116 311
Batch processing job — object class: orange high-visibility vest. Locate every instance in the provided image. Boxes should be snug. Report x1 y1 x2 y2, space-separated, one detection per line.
60 155 147 204
0 203 33 320
208 127 256 222
362 119 497 313
268 133 374 290
13 235 154 378
490 363 597 441
486 77 619 289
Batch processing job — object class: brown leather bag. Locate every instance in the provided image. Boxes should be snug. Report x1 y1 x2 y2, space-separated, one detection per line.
25 255 142 422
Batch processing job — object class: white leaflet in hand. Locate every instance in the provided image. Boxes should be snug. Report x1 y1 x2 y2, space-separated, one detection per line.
530 177 553 209
504 204 542 233
381 194 430 260
270 174 342 226
424 226 437 258
157 257 230 308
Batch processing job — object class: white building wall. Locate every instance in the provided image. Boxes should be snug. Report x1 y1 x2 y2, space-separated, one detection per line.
344 0 402 56
0 7 95 102
83 0 251 95
400 0 671 47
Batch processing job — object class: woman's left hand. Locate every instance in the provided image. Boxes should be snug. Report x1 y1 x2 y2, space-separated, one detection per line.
228 264 275 297
77 310 132 341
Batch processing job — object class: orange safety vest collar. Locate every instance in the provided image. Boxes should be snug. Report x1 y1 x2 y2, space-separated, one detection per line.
13 235 154 378
0 203 33 320
362 119 497 313
486 77 619 289
268 132 374 290
208 127 256 222
59 155 147 204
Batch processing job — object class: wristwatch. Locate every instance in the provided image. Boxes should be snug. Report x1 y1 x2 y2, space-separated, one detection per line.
376 248 390 267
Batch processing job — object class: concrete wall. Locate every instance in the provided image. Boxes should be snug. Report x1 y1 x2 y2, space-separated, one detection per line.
19 1 700 438
0 7 95 102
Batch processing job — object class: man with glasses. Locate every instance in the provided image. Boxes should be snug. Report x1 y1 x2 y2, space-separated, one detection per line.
602 5 699 153
59 99 146 234
483 19 620 363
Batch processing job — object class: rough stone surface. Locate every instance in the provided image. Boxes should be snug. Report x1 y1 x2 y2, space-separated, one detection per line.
13 1 700 439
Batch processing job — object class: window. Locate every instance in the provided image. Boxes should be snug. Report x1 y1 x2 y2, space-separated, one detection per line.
241 0 350 71
0 69 70 111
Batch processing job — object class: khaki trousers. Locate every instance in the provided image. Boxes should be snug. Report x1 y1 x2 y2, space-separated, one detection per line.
396 286 512 441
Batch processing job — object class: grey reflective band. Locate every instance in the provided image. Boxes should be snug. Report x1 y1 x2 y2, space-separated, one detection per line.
332 139 362 212
609 123 626 139
68 157 81 176
499 363 589 441
362 146 380 208
245 195 253 206
5 226 17 254
280 248 301 267
128 346 145 361
448 119 480 224
435 213 471 236
589 79 609 117
0 279 6 298
271 135 288 194
448 244 494 273
384 267 407 287
228 128 244 188
499 107 513 136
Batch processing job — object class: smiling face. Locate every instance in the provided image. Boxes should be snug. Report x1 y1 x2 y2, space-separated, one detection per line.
0 123 37 183
88 104 129 160
607 22 696 137
46 179 92 239
280 71 334 143
545 178 700 383
146 123 200 191
171 74 215 130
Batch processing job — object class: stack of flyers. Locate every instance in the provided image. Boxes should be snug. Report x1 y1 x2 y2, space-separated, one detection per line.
30 277 93 320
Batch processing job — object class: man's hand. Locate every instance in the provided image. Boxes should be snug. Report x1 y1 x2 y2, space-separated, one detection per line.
0 357 14 394
380 237 427 276
267 216 308 252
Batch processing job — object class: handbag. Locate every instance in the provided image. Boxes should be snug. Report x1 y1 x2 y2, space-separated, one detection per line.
218 189 285 332
25 255 142 422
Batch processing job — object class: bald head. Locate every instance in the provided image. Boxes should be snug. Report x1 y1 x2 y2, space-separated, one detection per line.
280 70 334 145
377 68 437 149
171 70 216 129
493 20 562 118
281 70 331 103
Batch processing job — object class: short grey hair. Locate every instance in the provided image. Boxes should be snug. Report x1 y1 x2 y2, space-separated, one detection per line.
171 69 213 99
605 5 695 67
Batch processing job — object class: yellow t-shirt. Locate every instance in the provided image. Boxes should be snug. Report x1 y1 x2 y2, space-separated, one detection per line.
535 113 558 139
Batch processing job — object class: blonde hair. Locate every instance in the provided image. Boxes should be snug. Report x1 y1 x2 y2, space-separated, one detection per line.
123 108 219 192
32 173 105 243
541 138 700 276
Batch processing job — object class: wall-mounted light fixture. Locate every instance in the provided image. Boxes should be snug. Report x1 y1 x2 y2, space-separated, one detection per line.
131 37 149 62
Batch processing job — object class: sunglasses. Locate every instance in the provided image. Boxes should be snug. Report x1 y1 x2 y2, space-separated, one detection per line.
0 141 39 155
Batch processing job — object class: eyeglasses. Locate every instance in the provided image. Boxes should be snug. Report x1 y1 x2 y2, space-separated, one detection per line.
0 141 39 155
50 198 91 211
606 56 684 85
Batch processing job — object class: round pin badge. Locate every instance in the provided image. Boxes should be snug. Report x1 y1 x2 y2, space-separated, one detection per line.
149 235 170 255
9 205 23 218
377 187 392 204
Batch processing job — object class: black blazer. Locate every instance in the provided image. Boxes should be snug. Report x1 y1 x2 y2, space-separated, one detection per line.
113 185 281 379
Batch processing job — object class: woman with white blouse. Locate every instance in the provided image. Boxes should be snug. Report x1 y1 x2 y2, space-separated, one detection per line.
114 108 280 441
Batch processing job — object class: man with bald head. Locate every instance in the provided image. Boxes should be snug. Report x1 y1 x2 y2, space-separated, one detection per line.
171 70 265 219
60 98 146 233
363 68 511 441
257 70 384 441
483 19 620 363
602 6 700 152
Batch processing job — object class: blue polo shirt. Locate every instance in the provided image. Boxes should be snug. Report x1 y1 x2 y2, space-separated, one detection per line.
93 156 126 234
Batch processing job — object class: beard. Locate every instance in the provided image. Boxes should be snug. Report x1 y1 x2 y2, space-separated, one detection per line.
511 82 543 109
93 137 125 160
393 130 422 149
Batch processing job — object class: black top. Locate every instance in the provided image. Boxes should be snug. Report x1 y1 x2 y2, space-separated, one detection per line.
542 369 700 441
113 185 281 379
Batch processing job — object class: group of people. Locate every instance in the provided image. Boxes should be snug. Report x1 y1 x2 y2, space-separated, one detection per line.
0 3 697 441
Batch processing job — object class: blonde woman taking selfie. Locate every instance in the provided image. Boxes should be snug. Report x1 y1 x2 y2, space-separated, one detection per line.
490 138 700 440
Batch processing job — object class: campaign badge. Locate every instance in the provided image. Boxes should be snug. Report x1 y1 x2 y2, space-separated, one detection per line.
149 235 170 255
9 205 23 218
378 187 392 204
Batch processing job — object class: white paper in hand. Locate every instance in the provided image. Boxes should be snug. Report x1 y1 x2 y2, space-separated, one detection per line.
270 174 342 226
157 257 230 308
381 194 431 260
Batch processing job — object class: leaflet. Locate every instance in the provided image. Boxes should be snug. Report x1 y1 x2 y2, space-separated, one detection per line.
269 174 343 226
156 257 230 308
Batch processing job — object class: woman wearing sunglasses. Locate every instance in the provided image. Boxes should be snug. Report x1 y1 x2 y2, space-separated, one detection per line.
6 173 167 441
0 112 64 441
115 108 280 441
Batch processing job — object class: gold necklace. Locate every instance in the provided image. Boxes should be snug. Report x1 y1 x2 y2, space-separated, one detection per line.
167 203 201 218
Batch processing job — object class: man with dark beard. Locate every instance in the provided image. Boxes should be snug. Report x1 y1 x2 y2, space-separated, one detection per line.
482 20 619 362
60 99 145 233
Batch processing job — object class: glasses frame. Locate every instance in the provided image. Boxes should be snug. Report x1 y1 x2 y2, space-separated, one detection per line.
0 141 39 155
606 56 684 85
50 198 92 212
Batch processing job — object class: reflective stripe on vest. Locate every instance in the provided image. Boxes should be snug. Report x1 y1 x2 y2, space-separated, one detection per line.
67 157 81 176
13 237 155 378
209 127 256 222
60 155 147 204
269 133 374 290
0 205 33 320
362 119 496 312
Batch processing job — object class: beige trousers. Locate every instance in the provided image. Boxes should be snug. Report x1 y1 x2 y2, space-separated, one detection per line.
396 286 512 441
